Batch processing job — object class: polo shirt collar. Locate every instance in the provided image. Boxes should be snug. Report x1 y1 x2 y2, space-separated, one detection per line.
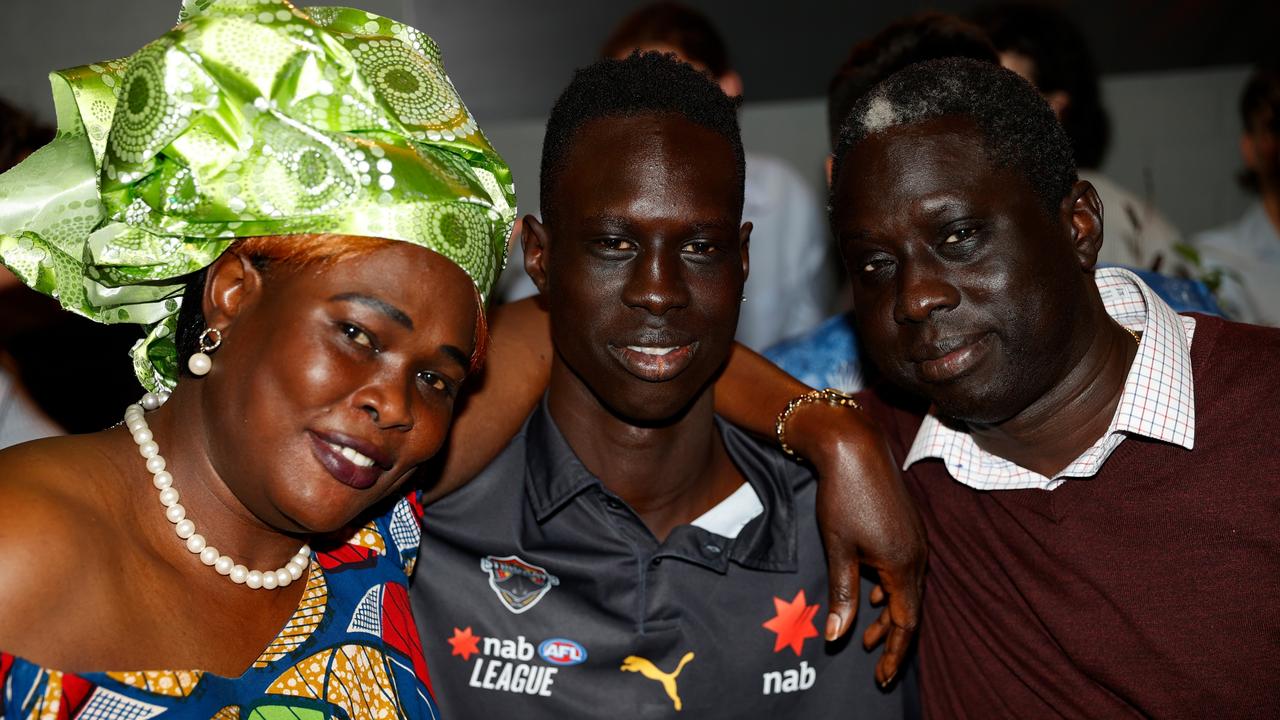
904 267 1197 491
524 399 601 522
524 398 798 573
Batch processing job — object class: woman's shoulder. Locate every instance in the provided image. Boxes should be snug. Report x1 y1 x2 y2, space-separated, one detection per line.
0 433 123 648
0 432 119 512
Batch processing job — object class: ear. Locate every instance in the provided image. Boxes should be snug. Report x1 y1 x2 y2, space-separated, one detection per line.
1045 91 1070 120
738 220 753 286
824 155 834 187
522 214 551 295
718 70 743 100
1242 132 1259 171
1065 180 1104 271
202 250 263 331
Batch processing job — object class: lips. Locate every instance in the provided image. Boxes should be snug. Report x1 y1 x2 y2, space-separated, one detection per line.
307 430 392 490
608 341 699 382
912 331 995 383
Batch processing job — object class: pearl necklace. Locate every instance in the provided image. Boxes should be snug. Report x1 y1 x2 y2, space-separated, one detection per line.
126 393 311 590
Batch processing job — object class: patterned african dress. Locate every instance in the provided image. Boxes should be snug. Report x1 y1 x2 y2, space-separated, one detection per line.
0 493 439 719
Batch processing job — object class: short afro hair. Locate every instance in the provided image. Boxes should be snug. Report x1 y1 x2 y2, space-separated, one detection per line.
832 57 1076 215
971 3 1109 169
539 51 745 222
827 12 997 150
601 2 731 78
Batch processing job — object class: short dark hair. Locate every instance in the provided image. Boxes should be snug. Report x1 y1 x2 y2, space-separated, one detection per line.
832 57 1076 215
971 2 1109 169
1239 60 1280 192
827 12 998 150
539 51 745 222
601 2 730 78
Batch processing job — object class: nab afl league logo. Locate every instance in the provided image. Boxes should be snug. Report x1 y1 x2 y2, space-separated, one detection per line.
480 555 561 614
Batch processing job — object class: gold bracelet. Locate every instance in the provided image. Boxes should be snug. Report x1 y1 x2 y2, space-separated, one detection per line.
775 387 861 459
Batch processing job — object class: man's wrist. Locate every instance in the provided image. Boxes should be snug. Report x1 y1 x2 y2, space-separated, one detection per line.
780 390 877 464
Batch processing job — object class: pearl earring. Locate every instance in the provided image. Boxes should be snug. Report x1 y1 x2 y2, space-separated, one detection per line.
187 327 222 376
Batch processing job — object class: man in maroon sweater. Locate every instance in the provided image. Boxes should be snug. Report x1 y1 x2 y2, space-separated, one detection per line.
828 57 1280 717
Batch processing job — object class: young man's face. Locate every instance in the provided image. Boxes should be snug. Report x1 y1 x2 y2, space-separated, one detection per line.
527 113 749 423
832 116 1091 425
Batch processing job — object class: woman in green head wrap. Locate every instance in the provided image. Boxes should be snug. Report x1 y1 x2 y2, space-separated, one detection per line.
0 0 514 714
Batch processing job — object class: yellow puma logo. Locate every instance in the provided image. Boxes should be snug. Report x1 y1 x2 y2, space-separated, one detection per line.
620 652 695 711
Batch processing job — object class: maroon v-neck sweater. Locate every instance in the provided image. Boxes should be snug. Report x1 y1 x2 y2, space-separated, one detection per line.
864 315 1280 718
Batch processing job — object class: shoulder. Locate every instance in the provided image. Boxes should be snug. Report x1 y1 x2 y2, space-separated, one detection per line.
1186 315 1280 411
423 411 534 512
1192 205 1266 253
1192 224 1241 254
854 384 929 462
1191 314 1280 357
0 435 120 650
717 419 813 494
1194 313 1280 354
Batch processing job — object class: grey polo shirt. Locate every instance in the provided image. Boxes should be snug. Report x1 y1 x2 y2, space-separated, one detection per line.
412 401 902 718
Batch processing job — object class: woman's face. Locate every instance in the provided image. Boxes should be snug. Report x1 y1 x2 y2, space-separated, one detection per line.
200 240 478 534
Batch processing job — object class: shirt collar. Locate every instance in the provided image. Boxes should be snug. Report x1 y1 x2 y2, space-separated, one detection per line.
524 398 798 572
524 399 601 523
904 267 1197 491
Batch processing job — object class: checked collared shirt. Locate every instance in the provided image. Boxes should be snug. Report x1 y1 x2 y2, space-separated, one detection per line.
411 401 901 719
903 267 1197 491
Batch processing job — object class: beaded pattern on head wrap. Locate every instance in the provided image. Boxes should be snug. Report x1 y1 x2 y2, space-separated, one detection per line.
0 0 516 392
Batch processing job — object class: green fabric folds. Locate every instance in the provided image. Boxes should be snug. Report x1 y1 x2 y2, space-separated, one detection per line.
0 0 516 392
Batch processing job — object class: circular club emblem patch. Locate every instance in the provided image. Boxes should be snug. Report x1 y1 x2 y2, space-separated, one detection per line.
539 638 587 666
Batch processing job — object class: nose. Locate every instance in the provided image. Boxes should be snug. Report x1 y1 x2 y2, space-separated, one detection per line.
353 372 415 431
894 259 960 324
622 247 690 316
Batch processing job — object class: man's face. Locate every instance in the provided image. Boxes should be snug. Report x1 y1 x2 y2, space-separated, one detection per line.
529 114 748 423
832 116 1090 424
1243 107 1279 184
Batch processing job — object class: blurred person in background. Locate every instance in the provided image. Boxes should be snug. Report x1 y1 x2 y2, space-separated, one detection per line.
593 2 836 350
1192 62 1280 326
1 96 143 442
0 98 62 447
973 2 1186 273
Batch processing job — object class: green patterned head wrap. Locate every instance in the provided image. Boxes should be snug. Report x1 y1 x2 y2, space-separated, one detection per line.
0 0 516 392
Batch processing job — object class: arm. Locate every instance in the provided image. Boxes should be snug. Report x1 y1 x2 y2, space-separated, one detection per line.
716 345 926 686
421 296 551 503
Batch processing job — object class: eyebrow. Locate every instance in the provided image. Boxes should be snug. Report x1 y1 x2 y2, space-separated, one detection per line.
918 196 969 218
440 345 471 372
688 219 736 234
329 292 414 331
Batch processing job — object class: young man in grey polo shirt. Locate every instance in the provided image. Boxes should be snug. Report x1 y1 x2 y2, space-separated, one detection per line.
411 53 900 718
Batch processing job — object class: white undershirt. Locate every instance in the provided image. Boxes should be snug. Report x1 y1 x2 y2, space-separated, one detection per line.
689 482 764 539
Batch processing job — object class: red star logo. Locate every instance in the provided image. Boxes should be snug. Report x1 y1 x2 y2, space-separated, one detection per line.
448 626 481 661
762 589 820 656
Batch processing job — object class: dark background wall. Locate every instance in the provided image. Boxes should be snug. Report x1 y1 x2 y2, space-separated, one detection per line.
1 0 1273 124
0 0 1270 282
